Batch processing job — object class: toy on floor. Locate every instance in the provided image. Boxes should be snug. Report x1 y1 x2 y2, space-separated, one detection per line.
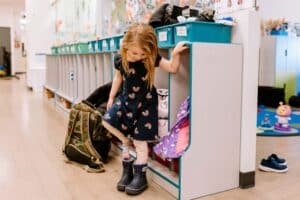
259 114 274 131
274 102 291 132
0 65 6 76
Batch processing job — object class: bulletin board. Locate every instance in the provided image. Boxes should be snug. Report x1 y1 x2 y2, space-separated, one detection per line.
53 0 97 44
51 0 255 44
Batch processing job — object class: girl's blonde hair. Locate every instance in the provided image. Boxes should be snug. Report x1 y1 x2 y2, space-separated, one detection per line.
120 23 158 89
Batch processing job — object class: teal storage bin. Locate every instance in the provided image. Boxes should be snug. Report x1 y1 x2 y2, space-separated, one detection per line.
65 45 71 54
270 30 288 36
88 40 99 52
51 47 58 54
77 43 89 53
92 40 100 52
88 41 94 53
97 40 102 52
118 36 124 50
173 21 232 44
60 45 66 54
70 44 76 54
102 38 110 51
156 26 174 48
110 35 123 51
57 46 61 54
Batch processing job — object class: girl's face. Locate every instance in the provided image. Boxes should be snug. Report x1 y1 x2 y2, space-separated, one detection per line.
126 45 147 62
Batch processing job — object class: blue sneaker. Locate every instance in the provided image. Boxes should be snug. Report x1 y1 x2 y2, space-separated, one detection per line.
259 157 288 173
268 154 287 165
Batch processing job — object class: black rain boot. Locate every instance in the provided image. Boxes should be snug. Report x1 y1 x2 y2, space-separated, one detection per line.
117 159 134 191
125 164 148 195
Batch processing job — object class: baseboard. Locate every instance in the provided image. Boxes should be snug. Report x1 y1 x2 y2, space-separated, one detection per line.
239 171 255 189
15 71 26 75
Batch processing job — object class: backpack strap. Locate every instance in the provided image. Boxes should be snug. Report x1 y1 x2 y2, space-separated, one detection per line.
81 110 103 162
64 108 80 151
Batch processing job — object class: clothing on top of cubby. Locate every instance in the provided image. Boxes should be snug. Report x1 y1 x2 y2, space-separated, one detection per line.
148 3 188 28
154 96 190 159
197 8 215 22
148 3 216 28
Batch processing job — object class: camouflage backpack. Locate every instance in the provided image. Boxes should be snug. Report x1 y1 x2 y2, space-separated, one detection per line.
63 101 111 173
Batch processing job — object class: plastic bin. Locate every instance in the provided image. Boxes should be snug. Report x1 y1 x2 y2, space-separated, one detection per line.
156 26 174 47
270 30 288 36
88 41 94 53
87 40 99 52
110 35 123 51
65 45 71 54
102 38 110 51
51 47 58 54
97 40 102 52
60 45 66 54
57 46 61 54
77 43 89 53
92 40 100 52
70 44 76 54
119 36 124 50
173 21 232 44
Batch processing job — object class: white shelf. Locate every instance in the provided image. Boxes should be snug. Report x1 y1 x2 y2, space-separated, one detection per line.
55 91 74 103
55 96 71 114
44 84 56 93
46 42 243 200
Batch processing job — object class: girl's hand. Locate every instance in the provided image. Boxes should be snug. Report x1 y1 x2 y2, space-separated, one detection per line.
107 98 114 110
172 41 189 56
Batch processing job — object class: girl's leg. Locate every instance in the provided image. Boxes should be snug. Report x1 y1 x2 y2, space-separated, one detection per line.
102 120 131 159
125 139 149 195
133 140 148 164
102 120 134 192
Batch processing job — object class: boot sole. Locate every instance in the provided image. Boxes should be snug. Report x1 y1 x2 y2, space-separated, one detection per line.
258 165 288 173
125 185 148 195
117 184 126 192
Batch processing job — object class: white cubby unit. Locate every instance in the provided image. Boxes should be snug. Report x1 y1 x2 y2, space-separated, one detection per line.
45 41 243 199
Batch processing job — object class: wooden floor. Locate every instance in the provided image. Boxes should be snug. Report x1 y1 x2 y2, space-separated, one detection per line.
1 76 300 200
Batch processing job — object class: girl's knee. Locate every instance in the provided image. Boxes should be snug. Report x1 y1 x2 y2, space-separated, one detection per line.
102 120 115 132
133 140 148 152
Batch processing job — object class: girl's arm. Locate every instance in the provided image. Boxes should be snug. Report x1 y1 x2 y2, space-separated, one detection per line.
159 41 189 73
107 70 122 110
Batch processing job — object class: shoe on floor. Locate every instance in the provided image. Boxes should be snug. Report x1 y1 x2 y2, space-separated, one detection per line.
268 154 287 165
259 157 288 173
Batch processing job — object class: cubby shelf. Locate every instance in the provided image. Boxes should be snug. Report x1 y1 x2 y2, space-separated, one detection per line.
46 22 242 199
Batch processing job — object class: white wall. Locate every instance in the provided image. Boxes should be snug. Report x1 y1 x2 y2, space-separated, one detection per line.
13 9 26 73
258 0 300 22
25 0 55 91
218 9 260 174
231 10 260 174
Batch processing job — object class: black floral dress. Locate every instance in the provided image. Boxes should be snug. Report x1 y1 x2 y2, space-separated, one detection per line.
103 54 161 141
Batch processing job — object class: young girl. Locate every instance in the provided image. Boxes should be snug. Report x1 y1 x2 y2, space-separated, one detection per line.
102 23 188 195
